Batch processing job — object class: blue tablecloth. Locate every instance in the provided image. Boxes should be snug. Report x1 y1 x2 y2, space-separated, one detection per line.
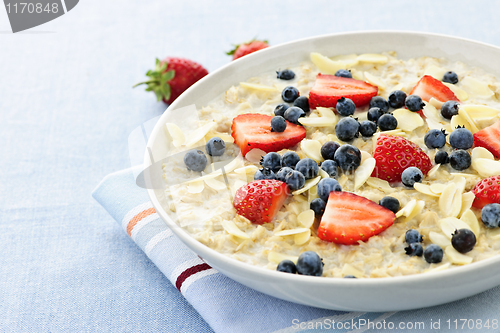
3 1 500 332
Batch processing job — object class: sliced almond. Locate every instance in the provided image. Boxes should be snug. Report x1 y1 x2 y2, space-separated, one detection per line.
439 183 462 218
364 72 386 90
458 106 480 134
461 104 500 120
403 200 425 223
425 263 451 273
424 65 447 80
166 123 186 147
453 175 466 193
443 82 469 101
396 199 417 218
298 117 336 127
206 132 234 143
360 151 372 164
268 251 298 264
392 108 425 131
310 52 346 75
414 183 440 197
487 228 500 241
245 148 266 163
429 231 452 247
460 209 480 235
422 103 442 123
445 246 473 265
439 217 472 236
234 165 259 175
357 53 388 64
298 210 315 228
427 164 441 178
316 107 337 119
294 230 311 245
239 82 277 93
341 264 364 278
472 158 500 177
231 179 247 196
318 168 330 178
366 177 396 193
274 228 311 237
354 158 376 190
430 183 447 194
300 139 323 162
204 177 227 191
221 219 250 239
428 97 444 110
460 192 476 217
185 155 244 184
472 146 495 161
292 176 321 196
187 180 205 194
331 54 359 66
460 76 494 98
185 122 216 147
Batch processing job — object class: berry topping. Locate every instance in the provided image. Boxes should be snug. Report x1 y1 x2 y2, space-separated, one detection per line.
281 86 300 103
318 191 396 245
206 137 226 156
296 251 324 276
184 149 208 172
308 74 378 109
481 203 500 228
409 75 459 103
401 167 423 188
473 119 500 158
442 71 459 84
449 150 471 171
336 97 356 116
227 39 269 60
285 170 305 191
271 116 287 132
440 100 460 119
317 178 342 202
451 229 476 253
295 158 319 179
405 95 425 112
231 113 306 156
472 175 500 209
277 69 295 80
274 103 289 117
435 150 450 164
377 114 398 131
276 260 297 274
233 179 289 224
254 168 275 180
335 117 359 142
388 90 407 109
275 166 293 182
372 135 432 183
379 196 400 214
367 107 385 123
359 120 377 137
334 144 361 172
281 152 301 168
260 152 282 172
449 127 473 150
284 106 306 124
424 129 447 149
293 96 310 113
320 141 340 160
369 96 389 113
310 198 326 216
405 229 423 244
334 69 352 78
424 244 443 264
320 160 339 178
405 243 423 257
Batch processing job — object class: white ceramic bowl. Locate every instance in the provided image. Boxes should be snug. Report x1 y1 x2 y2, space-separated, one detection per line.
145 31 500 311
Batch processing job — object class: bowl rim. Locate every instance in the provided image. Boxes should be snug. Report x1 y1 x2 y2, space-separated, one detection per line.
146 30 500 287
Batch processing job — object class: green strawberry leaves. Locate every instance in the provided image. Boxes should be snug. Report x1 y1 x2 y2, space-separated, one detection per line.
134 58 175 102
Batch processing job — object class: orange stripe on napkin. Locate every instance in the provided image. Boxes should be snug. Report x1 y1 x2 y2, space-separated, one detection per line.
126 207 156 236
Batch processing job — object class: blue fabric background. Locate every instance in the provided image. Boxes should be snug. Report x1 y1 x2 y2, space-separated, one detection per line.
2 0 500 332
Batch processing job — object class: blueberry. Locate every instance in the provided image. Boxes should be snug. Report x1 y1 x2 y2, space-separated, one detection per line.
320 160 339 178
285 170 305 191
424 129 447 149
367 107 385 123
293 96 310 113
296 251 323 277
295 158 319 179
359 120 377 137
274 103 289 117
424 244 443 264
369 96 389 113
281 151 301 168
449 127 473 150
335 117 359 142
405 229 423 244
336 97 356 116
254 167 275 180
310 198 326 216
405 95 425 112
449 150 471 171
481 203 500 228
344 275 357 278
334 144 361 172
388 90 407 109
379 196 400 213
377 114 398 131
271 116 287 132
284 106 305 124
317 178 342 202
320 141 340 160
275 166 293 182
277 69 295 80
451 229 476 253
281 86 300 103
184 149 207 172
442 71 459 84
206 137 226 156
260 152 282 173
334 69 352 78
435 150 449 164
440 101 459 119
276 260 297 273
405 243 423 257
401 167 423 188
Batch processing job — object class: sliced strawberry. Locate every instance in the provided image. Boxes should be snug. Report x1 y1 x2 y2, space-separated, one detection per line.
371 134 432 183
471 175 500 209
308 74 378 110
318 191 395 245
231 113 306 156
233 179 290 224
473 120 500 158
409 75 459 103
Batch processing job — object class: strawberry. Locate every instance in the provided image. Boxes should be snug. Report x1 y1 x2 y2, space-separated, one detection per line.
308 74 378 110
473 119 500 158
472 176 500 209
371 135 433 183
409 75 459 103
233 179 289 224
134 57 208 104
318 191 395 245
231 113 306 156
227 39 269 60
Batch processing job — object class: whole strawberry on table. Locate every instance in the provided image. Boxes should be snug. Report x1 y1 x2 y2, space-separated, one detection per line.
226 39 269 60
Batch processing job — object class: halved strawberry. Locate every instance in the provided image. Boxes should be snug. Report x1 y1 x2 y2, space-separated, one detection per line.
308 74 378 110
231 113 306 156
318 191 395 245
233 179 290 224
471 175 500 209
409 75 459 103
371 135 432 183
473 119 500 158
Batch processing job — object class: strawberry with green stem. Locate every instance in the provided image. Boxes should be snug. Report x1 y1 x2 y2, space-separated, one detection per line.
227 39 269 60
